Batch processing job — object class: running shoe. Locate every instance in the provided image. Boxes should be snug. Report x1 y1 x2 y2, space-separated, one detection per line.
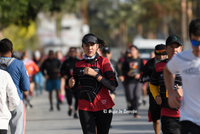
74 113 78 119
57 104 60 111
68 109 72 116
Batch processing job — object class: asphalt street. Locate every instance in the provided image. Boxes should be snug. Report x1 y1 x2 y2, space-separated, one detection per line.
9 82 155 134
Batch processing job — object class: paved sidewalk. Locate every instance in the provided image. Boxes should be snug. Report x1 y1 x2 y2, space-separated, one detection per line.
12 82 155 134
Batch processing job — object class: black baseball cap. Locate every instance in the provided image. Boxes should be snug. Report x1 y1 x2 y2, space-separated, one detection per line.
166 35 182 46
102 47 111 54
82 33 98 44
155 44 167 55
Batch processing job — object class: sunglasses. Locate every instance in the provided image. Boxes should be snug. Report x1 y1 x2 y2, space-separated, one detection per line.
155 50 166 54
191 40 200 47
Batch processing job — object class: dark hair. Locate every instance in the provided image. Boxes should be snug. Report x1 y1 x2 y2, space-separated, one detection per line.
0 38 13 53
189 18 200 38
48 50 54 55
130 45 138 50
82 33 107 48
97 38 107 48
69 47 77 51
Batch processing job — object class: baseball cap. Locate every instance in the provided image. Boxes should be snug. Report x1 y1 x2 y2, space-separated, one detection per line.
34 50 41 58
12 51 21 59
154 44 167 55
166 35 182 46
102 47 111 54
82 33 98 44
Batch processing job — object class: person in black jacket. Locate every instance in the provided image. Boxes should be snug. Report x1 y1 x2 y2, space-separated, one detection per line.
150 35 183 134
140 44 167 134
60 47 81 118
122 45 144 118
102 46 124 100
41 50 61 111
68 33 118 134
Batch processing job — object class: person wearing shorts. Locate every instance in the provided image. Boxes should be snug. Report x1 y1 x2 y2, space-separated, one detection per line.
60 47 81 119
41 50 61 111
140 44 167 134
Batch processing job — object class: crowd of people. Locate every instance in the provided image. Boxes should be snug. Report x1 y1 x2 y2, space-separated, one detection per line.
1 18 200 134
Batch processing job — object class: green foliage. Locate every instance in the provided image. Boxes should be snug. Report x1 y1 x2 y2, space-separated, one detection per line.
87 0 187 46
2 21 38 51
0 0 70 28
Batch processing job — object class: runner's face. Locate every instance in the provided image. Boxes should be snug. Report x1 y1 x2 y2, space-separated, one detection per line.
83 42 98 57
130 47 138 58
69 48 77 58
49 52 54 59
190 34 200 57
166 43 182 60
156 55 167 61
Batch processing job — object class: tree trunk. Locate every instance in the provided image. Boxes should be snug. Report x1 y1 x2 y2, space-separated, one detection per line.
196 0 200 18
118 22 127 48
187 1 193 30
0 30 4 39
81 0 89 24
181 0 187 42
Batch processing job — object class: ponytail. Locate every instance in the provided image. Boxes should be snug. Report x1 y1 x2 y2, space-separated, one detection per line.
97 37 107 48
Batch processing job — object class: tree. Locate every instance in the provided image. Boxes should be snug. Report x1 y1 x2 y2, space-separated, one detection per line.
0 0 79 50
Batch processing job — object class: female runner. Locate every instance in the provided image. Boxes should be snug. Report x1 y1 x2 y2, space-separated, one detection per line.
69 33 118 134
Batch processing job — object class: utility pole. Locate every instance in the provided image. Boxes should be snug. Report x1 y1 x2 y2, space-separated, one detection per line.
181 0 187 42
196 0 200 18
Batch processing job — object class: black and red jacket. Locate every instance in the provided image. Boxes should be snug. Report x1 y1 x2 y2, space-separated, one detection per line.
60 56 80 89
70 53 118 111
150 59 182 117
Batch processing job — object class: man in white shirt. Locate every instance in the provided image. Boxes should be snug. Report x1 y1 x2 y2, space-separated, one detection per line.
0 69 20 134
164 18 200 134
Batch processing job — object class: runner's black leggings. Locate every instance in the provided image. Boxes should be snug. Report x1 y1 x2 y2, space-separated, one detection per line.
79 108 113 134
124 80 143 113
65 88 80 110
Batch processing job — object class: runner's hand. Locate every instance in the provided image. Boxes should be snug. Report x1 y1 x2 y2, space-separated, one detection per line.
127 71 134 77
156 93 162 105
69 77 75 88
84 67 97 77
176 84 183 97
168 91 181 109
134 73 140 79
45 75 49 79
119 76 124 82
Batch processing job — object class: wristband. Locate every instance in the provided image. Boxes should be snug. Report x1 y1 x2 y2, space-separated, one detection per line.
95 74 100 79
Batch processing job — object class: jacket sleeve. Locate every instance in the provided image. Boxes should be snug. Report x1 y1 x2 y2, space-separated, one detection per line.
6 72 20 111
122 60 129 76
32 61 40 75
19 62 30 92
99 58 118 92
69 65 79 92
40 60 46 76
140 60 151 83
60 60 66 77
115 62 123 77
